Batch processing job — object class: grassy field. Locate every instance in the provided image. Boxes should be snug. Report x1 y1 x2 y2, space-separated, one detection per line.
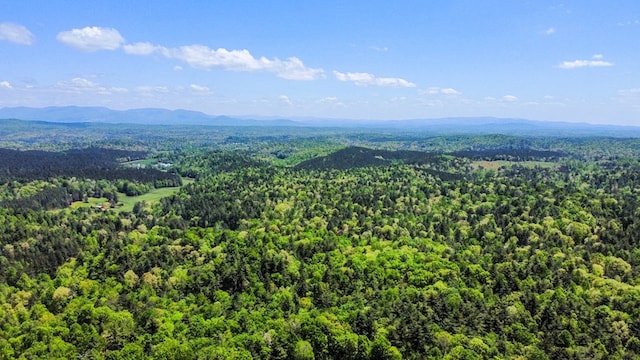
116 186 178 212
69 178 194 212
70 197 110 210
116 177 195 212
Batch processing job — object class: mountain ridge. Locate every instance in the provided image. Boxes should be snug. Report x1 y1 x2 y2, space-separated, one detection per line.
1 106 639 137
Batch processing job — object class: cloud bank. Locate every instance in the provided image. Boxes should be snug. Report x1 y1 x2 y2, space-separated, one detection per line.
57 26 418 85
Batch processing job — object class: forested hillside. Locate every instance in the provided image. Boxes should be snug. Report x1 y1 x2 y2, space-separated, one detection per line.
0 148 181 211
2 127 640 359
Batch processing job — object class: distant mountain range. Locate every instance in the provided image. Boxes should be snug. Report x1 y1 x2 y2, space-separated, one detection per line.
1 106 639 137
0 106 297 127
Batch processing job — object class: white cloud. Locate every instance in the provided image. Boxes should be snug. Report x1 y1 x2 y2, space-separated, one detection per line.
57 26 124 51
124 42 323 80
123 42 162 55
544 27 556 35
315 96 346 108
502 95 519 102
70 77 97 87
279 95 292 105
317 96 338 103
165 45 324 80
0 22 34 45
166 46 260 70
423 87 461 96
56 27 323 81
136 86 169 94
558 60 613 69
189 84 210 92
273 56 324 80
333 71 416 87
370 46 389 52
441 88 461 95
56 77 128 95
557 54 613 69
0 81 13 90
173 65 183 71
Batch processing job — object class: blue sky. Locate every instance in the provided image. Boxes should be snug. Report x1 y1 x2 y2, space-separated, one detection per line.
1 1 639 124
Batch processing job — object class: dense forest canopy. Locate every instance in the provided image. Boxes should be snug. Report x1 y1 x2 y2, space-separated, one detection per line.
2 119 640 359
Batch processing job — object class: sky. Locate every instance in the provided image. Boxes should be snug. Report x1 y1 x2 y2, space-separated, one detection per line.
1 1 639 125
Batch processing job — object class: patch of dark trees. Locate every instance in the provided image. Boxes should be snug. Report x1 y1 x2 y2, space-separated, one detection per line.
0 185 120 212
271 149 293 159
448 148 564 161
0 209 84 282
0 147 142 179
0 147 179 184
172 150 265 179
1 187 74 211
204 151 265 174
294 146 444 170
159 177 266 231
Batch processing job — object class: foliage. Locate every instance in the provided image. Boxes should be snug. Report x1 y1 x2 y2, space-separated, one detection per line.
2 127 640 359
